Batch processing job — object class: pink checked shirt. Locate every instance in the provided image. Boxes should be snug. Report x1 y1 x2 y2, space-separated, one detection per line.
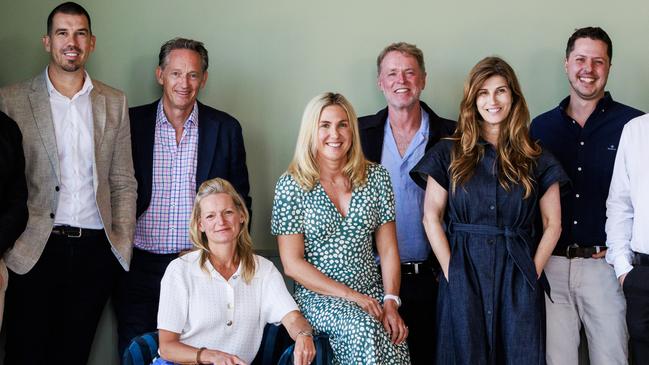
134 101 199 253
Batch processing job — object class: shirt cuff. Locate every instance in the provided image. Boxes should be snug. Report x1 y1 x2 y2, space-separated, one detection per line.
614 256 634 278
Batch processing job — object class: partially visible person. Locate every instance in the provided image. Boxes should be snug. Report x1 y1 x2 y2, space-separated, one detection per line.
155 178 314 365
606 113 649 364
531 26 643 365
0 111 28 329
272 92 410 364
358 42 455 364
0 2 136 364
115 37 251 356
412 57 566 364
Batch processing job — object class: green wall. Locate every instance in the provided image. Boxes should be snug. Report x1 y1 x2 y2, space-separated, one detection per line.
2 0 649 251
2 0 648 363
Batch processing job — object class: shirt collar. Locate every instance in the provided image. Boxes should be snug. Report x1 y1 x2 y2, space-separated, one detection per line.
156 100 199 128
204 256 243 281
384 107 430 140
558 91 613 115
418 108 430 139
44 67 94 100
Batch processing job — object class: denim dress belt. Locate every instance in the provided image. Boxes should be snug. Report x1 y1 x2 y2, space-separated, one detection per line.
448 222 548 296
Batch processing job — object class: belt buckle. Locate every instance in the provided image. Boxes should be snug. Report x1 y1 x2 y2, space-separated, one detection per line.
413 262 420 274
566 244 578 259
66 227 82 238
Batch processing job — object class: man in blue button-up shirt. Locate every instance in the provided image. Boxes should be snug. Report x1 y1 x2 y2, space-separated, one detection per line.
530 27 643 365
358 42 455 364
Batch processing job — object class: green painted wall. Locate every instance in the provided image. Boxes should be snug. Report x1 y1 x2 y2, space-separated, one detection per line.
2 0 649 251
1 1 648 363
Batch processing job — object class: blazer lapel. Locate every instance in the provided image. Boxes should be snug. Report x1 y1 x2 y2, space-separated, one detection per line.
196 103 217 189
28 75 61 182
90 86 106 163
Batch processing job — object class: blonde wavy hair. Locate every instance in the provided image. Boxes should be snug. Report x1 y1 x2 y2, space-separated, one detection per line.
189 178 256 283
287 92 368 190
449 56 541 198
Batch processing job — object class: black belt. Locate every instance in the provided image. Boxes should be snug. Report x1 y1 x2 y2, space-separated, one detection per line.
632 252 649 267
51 226 104 238
552 245 607 259
401 261 436 275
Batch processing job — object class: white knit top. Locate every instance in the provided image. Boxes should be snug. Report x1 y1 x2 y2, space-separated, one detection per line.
157 251 299 363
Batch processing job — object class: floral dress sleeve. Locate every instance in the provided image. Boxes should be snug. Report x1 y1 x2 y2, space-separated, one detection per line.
271 173 306 235
369 163 396 228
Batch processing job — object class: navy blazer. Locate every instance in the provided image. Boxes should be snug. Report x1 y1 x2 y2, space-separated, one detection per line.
358 101 456 163
130 100 252 218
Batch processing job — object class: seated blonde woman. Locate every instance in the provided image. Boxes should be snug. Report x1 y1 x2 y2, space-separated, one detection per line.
271 92 410 364
155 178 315 365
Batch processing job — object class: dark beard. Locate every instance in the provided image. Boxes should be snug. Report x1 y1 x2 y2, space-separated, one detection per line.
61 60 81 72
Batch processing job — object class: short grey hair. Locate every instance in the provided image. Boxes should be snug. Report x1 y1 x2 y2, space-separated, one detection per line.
158 37 209 72
376 42 425 75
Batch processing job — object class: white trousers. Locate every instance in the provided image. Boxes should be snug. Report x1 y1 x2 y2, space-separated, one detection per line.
545 256 628 365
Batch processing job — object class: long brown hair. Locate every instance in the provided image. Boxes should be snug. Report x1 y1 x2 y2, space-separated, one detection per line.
189 178 256 283
449 56 541 198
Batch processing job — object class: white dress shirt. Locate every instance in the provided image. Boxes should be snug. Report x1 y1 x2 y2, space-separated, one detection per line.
157 251 299 363
45 68 102 229
606 114 649 277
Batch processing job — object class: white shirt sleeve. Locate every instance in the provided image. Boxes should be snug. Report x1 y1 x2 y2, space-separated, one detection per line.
605 124 635 278
157 259 190 333
259 257 299 325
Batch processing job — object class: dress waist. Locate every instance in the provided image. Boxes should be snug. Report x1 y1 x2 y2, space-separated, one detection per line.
448 222 547 294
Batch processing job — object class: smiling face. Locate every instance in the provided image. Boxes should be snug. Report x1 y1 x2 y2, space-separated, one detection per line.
198 193 243 247
565 37 610 102
378 51 426 111
475 75 513 126
316 104 352 165
43 13 95 73
156 48 208 115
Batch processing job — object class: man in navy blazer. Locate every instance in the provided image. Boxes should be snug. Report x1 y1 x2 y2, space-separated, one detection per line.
115 37 251 357
358 42 455 365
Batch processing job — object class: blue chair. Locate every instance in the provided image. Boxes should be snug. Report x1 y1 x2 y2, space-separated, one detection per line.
277 334 334 365
252 323 294 365
123 324 293 365
122 331 159 365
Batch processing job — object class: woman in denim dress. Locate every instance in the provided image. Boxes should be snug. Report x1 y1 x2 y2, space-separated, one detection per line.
411 57 567 364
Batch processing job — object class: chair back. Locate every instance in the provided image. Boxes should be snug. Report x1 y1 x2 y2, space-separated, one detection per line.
122 331 159 365
277 334 334 365
251 323 293 365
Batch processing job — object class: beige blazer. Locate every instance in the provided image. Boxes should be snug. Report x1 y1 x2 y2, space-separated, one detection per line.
0 72 137 274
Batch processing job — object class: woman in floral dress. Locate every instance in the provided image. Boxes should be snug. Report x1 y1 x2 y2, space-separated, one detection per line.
272 92 410 364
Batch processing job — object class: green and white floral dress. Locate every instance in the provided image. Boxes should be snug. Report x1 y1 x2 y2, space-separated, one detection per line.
271 163 410 365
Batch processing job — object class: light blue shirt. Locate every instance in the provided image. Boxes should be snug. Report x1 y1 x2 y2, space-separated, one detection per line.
381 109 431 262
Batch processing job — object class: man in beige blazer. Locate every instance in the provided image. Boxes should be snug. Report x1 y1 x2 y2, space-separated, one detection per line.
0 2 136 364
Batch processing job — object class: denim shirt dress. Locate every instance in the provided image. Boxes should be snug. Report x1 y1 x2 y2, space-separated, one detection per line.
411 139 568 365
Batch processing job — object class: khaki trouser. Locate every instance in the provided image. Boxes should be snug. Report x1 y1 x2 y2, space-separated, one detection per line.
545 255 629 365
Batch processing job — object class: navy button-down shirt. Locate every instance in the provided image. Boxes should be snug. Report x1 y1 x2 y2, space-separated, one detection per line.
530 92 643 251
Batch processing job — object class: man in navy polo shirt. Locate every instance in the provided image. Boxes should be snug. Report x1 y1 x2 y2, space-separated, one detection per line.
530 27 643 364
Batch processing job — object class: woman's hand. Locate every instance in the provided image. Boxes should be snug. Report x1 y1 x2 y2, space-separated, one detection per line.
347 290 383 320
202 349 248 365
381 300 408 344
293 333 316 365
